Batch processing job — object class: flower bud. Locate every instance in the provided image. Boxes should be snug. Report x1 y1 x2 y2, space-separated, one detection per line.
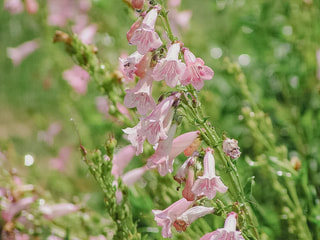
223 138 241 159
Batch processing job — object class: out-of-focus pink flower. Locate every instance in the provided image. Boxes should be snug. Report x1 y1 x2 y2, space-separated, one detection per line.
222 138 241 159
62 65 90 94
147 124 177 176
152 198 194 238
25 0 38 14
89 235 107 240
124 68 156 115
7 40 39 66
122 165 148 186
119 51 145 81
191 148 228 200
131 0 144 9
38 122 62 145
78 24 97 45
47 235 63 240
15 233 30 240
0 151 7 162
49 146 72 172
200 212 245 240
168 10 192 36
4 0 24 14
182 167 195 201
111 145 136 178
129 8 163 55
79 0 91 12
173 206 214 232
2 197 36 222
168 0 181 8
181 48 214 90
96 96 110 118
40 203 79 220
153 43 186 88
116 102 132 120
140 93 179 145
47 0 72 26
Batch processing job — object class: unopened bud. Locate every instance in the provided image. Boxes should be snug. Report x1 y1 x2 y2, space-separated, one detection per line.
53 31 72 44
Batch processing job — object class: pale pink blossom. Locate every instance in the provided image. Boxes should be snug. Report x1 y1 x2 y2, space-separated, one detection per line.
25 0 38 14
140 93 179 145
4 0 24 14
182 167 195 201
47 0 73 26
119 51 145 81
63 65 90 94
123 121 146 155
191 148 228 200
169 130 200 160
181 48 214 90
131 0 144 9
72 14 89 33
2 197 36 222
122 165 148 186
129 8 163 55
222 138 241 159
153 43 186 88
111 145 136 178
96 96 110 118
200 212 245 240
7 40 39 66
174 156 196 184
127 17 143 43
168 0 181 8
47 235 63 240
168 10 192 36
152 198 194 238
173 206 214 232
15 233 30 240
124 68 156 115
37 122 62 145
116 102 132 120
49 146 72 172
78 24 97 45
147 124 177 176
40 203 79 220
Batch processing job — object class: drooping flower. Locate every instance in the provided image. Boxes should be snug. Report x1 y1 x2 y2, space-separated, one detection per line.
7 40 39 66
111 145 136 178
199 212 245 240
147 123 177 176
124 68 156 115
153 43 186 88
62 65 90 94
129 8 163 55
152 198 194 238
173 206 214 232
191 148 228 200
181 48 214 90
222 138 241 159
40 203 79 220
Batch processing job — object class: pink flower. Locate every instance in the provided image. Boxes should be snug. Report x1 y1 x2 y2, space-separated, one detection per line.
7 40 39 66
222 138 241 159
123 121 146 155
174 156 196 184
111 145 136 178
49 146 72 172
169 130 200 160
2 197 36 222
96 96 110 118
15 233 30 240
200 212 245 240
182 166 195 201
140 93 179 145
181 48 214 90
40 203 79 220
116 102 132 120
129 8 163 55
153 43 186 88
37 122 62 145
127 17 143 43
62 65 90 94
25 0 38 14
173 206 214 232
152 198 194 238
122 165 148 186
131 0 144 9
4 0 24 14
124 68 156 115
168 0 181 8
147 124 177 176
191 148 228 200
78 24 97 45
119 51 145 81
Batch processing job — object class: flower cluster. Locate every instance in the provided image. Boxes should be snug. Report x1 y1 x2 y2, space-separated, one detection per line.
117 2 244 239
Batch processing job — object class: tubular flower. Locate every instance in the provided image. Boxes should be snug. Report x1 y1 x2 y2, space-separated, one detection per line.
147 124 177 176
169 130 200 160
7 40 39 66
111 145 136 178
182 166 196 201
62 65 90 95
200 212 245 240
152 198 194 238
124 68 156 116
2 197 36 222
122 165 148 186
222 138 241 159
129 8 163 55
153 43 186 88
119 51 144 81
173 206 214 232
140 93 180 145
191 148 228 200
181 48 214 90
174 156 196 184
123 121 146 155
40 203 79 220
